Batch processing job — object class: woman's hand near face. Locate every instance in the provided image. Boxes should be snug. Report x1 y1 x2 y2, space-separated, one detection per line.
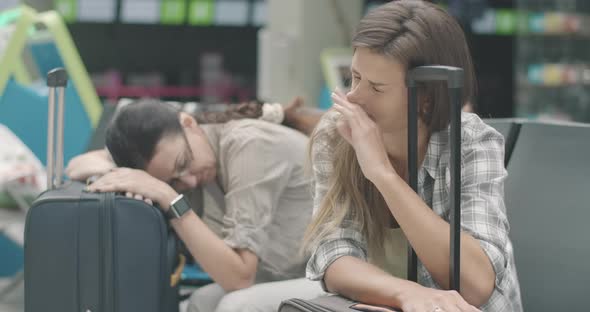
331 89 396 182
65 149 116 181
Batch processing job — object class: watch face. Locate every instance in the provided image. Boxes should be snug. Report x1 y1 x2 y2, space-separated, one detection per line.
170 196 191 219
176 197 191 216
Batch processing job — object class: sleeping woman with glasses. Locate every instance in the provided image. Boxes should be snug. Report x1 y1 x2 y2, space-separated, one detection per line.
65 98 327 312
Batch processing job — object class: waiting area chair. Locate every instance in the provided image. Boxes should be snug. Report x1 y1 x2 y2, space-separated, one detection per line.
502 120 590 311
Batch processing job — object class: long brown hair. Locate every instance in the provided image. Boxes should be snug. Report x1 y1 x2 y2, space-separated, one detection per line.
302 0 477 262
193 101 263 124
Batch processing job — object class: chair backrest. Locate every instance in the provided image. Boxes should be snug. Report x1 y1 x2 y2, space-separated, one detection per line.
504 121 590 311
483 118 523 166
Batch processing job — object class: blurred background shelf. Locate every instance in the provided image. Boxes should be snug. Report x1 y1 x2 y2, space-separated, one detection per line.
515 0 590 122
9 0 589 120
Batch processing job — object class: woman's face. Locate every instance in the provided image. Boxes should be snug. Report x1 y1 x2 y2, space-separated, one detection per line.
347 47 409 134
145 114 216 192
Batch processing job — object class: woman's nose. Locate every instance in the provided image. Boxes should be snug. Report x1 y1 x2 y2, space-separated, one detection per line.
346 86 363 106
180 174 198 189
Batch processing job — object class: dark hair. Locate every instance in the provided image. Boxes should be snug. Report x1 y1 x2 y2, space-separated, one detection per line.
106 99 183 170
352 0 476 132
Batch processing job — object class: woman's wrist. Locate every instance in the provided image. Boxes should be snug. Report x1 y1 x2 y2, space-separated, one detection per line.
157 187 180 211
381 276 420 308
394 281 424 306
371 167 402 190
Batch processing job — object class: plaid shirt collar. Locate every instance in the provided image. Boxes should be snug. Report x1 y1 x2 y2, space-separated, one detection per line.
421 127 450 180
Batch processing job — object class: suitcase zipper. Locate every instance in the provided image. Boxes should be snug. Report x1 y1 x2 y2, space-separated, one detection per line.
99 192 115 312
281 298 334 312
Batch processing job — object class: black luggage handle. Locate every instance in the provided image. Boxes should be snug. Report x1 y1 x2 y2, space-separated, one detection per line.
405 65 463 292
406 65 464 88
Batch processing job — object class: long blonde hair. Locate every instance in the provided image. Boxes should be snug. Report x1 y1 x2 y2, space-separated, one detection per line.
303 114 391 261
302 0 476 261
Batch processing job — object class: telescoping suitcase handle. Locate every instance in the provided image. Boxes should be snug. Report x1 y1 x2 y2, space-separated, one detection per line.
406 65 464 292
46 68 68 190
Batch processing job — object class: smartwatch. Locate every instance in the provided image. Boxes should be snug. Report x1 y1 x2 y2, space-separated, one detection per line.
166 194 191 220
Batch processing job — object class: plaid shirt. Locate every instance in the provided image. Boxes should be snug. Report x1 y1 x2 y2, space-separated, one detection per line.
306 112 522 312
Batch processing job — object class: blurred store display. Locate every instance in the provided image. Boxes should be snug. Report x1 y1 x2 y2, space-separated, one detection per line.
472 8 590 36
515 0 590 122
48 0 263 105
91 69 253 103
47 0 590 121
53 0 267 27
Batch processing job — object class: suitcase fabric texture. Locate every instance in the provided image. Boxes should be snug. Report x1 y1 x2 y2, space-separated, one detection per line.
24 68 182 312
279 66 465 312
279 296 365 312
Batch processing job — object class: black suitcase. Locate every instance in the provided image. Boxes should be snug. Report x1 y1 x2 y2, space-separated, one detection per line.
279 66 464 312
24 68 183 312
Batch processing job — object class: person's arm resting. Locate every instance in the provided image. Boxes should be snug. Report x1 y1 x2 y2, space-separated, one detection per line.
173 129 292 291
371 130 508 306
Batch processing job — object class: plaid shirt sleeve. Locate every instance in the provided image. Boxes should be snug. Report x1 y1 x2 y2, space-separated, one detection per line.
458 122 511 291
305 113 368 288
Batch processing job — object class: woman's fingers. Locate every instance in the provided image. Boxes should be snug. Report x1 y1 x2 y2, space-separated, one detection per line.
332 94 360 125
335 116 353 144
332 90 373 125
332 91 354 111
351 303 398 312
124 191 152 205
332 103 361 135
334 87 348 99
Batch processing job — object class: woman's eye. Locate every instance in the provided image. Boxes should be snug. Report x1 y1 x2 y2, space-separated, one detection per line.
372 86 383 93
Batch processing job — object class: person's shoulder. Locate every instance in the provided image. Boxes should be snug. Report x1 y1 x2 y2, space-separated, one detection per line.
312 110 340 144
315 110 338 131
220 119 307 148
460 112 505 147
308 110 344 171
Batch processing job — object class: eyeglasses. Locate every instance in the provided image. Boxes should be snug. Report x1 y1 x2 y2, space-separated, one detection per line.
169 168 190 186
168 133 194 188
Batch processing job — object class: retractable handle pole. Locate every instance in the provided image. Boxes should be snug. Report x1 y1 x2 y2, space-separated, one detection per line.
406 65 464 291
46 68 68 190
